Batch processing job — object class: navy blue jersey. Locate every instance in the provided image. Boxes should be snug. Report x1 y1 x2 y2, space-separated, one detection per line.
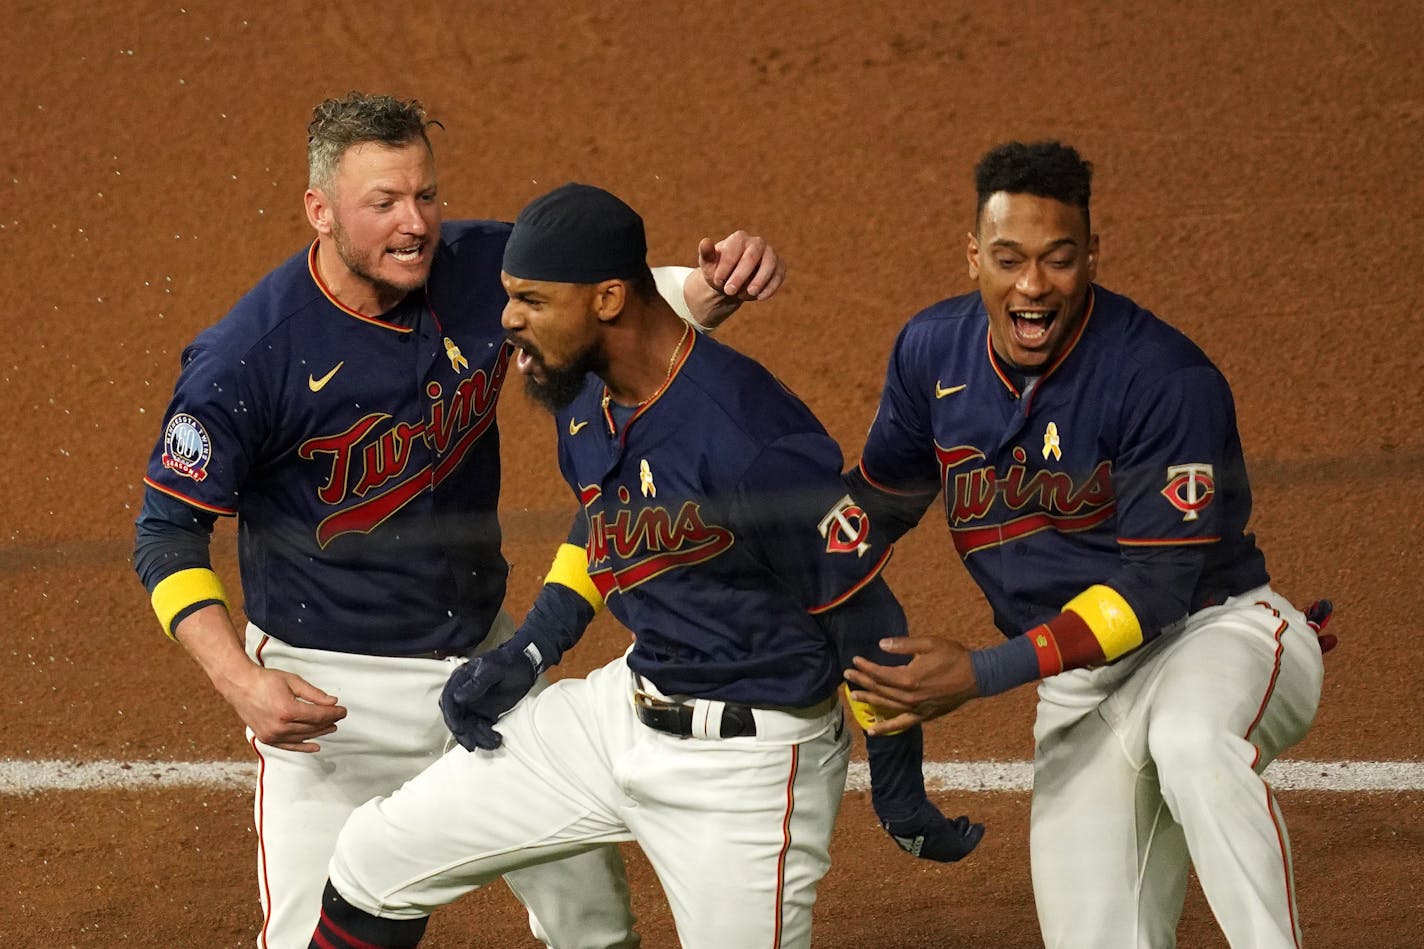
557 332 890 707
144 221 514 655
858 285 1268 639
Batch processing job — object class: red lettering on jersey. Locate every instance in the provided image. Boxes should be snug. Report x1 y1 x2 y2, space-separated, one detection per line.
949 505 1117 557
354 420 426 497
951 468 999 524
936 446 991 524
300 413 390 504
300 349 509 547
314 469 432 549
1001 466 1072 510
621 507 678 558
427 345 509 454
936 445 987 472
936 440 1116 555
585 500 734 593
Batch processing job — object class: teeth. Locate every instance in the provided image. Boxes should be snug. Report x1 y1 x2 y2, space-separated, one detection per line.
390 246 421 261
1011 310 1054 343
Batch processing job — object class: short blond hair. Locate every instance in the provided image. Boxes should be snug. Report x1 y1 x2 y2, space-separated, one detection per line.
307 92 435 190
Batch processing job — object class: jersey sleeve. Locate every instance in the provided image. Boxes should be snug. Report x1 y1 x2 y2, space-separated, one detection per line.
857 322 942 498
651 266 697 324
1105 363 1237 630
843 466 936 546
728 432 892 614
132 486 219 590
143 340 265 515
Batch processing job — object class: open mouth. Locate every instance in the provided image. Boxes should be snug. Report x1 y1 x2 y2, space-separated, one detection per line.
388 242 425 264
1010 308 1057 345
507 337 542 375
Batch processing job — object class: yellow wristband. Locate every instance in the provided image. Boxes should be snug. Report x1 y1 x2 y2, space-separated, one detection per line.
842 683 905 735
1062 584 1142 661
545 543 605 613
151 567 229 639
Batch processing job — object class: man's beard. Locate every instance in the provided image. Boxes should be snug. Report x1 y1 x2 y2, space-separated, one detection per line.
522 343 604 414
332 218 426 301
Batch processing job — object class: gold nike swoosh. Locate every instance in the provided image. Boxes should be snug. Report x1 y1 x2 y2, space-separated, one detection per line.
934 382 967 399
308 361 345 392
568 418 589 435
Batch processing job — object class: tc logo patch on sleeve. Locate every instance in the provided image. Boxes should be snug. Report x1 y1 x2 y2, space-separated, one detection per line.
818 494 872 557
1161 463 1215 521
161 413 213 482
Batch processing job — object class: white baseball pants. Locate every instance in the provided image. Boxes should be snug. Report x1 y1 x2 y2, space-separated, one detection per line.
327 652 851 949
1029 585 1325 948
245 618 637 949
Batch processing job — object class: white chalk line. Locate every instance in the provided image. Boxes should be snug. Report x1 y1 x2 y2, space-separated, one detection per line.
1 759 1420 795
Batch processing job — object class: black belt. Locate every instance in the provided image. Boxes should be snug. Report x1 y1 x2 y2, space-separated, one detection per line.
632 692 757 738
403 644 480 661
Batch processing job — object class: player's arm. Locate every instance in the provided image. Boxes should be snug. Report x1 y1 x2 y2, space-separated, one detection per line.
651 229 787 333
843 465 938 546
133 486 346 751
845 366 1246 732
729 432 981 861
847 319 944 542
812 579 984 862
843 556 1195 733
439 515 605 751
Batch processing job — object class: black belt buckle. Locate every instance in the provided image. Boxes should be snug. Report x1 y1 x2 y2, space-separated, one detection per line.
633 693 757 738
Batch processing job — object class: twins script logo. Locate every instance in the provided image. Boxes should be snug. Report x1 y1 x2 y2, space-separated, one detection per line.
580 484 734 596
298 344 510 548
935 443 1116 556
818 494 872 557
1161 463 1215 521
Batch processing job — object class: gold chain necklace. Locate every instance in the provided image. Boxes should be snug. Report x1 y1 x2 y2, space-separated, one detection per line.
604 323 691 411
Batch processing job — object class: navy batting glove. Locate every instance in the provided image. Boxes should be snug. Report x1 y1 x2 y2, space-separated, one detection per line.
439 644 539 751
879 799 985 863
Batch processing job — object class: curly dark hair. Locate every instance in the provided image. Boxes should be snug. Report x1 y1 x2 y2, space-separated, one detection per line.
306 92 439 190
974 140 1093 234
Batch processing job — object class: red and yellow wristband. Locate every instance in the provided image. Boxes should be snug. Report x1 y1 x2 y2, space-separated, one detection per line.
1025 584 1143 676
971 584 1144 696
150 567 229 639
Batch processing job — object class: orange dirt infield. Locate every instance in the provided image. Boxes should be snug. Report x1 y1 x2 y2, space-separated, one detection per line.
4 2 1421 946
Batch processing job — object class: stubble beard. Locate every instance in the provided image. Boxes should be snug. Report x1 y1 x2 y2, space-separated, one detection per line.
331 217 426 304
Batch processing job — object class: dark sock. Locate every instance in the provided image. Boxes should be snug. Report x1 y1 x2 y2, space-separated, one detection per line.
309 880 430 949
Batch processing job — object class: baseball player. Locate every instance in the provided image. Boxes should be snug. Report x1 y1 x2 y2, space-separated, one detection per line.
131 94 788 949
841 141 1332 948
306 183 982 949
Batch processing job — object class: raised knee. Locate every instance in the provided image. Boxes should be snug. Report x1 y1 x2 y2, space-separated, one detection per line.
327 800 429 923
1148 718 1241 787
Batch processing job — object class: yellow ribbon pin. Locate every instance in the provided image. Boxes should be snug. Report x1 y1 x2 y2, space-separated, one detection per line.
444 337 469 372
1043 421 1062 460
